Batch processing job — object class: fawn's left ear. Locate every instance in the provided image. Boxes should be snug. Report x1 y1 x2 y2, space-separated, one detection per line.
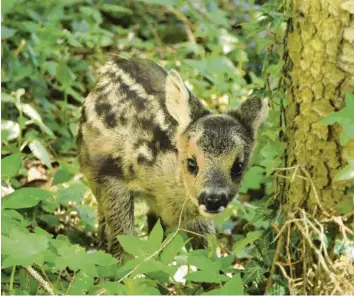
165 69 192 132
227 98 269 135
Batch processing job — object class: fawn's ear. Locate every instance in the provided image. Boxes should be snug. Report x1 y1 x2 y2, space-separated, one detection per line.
227 98 269 135
165 70 192 132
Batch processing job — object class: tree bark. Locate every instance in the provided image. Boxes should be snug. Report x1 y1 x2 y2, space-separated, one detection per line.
284 0 354 214
278 0 354 294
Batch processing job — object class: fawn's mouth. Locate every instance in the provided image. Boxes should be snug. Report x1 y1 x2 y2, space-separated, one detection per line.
198 204 226 217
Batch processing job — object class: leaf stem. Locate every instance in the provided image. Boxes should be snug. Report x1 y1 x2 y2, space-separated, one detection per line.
9 265 16 295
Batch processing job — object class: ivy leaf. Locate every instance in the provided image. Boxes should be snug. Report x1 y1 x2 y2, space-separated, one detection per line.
2 229 49 268
240 166 265 193
1 153 23 178
2 188 52 209
335 158 354 181
29 140 52 168
242 261 265 284
320 92 354 144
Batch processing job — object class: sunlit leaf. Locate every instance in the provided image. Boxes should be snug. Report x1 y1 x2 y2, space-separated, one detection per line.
29 140 52 168
321 92 354 144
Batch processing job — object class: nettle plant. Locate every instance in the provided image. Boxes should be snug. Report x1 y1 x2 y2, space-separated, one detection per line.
1 0 291 295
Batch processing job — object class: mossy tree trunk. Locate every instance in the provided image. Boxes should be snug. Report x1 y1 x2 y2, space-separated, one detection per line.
284 0 354 212
278 0 354 294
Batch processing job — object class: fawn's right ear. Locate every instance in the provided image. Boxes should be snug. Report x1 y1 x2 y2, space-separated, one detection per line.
165 70 192 132
227 98 269 136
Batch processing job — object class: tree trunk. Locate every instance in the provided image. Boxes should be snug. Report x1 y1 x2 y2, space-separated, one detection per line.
278 0 354 294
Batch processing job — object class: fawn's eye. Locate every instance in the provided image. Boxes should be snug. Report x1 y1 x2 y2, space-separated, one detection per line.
231 161 243 179
187 158 198 175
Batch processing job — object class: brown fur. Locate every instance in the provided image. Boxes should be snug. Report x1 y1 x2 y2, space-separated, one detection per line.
77 58 268 258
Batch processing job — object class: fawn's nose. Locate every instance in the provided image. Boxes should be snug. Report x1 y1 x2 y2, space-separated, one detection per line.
198 190 227 213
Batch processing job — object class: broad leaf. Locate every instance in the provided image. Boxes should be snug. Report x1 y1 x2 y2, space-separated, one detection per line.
148 219 163 253
2 188 52 209
2 229 49 268
52 167 75 185
67 272 94 295
185 270 228 283
1 153 22 178
160 233 185 263
117 235 150 257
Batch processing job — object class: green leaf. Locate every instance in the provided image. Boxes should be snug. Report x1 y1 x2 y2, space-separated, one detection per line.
52 168 75 185
240 166 265 193
137 0 177 6
2 188 52 209
53 240 116 276
220 274 244 295
56 61 74 89
68 271 94 295
56 181 86 204
148 219 163 252
1 27 17 39
206 274 244 295
335 158 354 181
320 92 354 144
242 261 265 284
117 235 150 257
217 255 235 272
100 3 133 14
265 283 286 295
160 233 185 263
335 197 354 215
185 270 228 283
2 229 49 268
28 140 52 168
1 209 30 235
75 205 96 230
188 255 220 273
131 259 166 276
233 230 263 253
22 104 54 137
1 153 23 178
98 281 125 294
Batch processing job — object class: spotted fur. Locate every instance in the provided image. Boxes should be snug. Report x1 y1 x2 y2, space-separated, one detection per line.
77 58 268 258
